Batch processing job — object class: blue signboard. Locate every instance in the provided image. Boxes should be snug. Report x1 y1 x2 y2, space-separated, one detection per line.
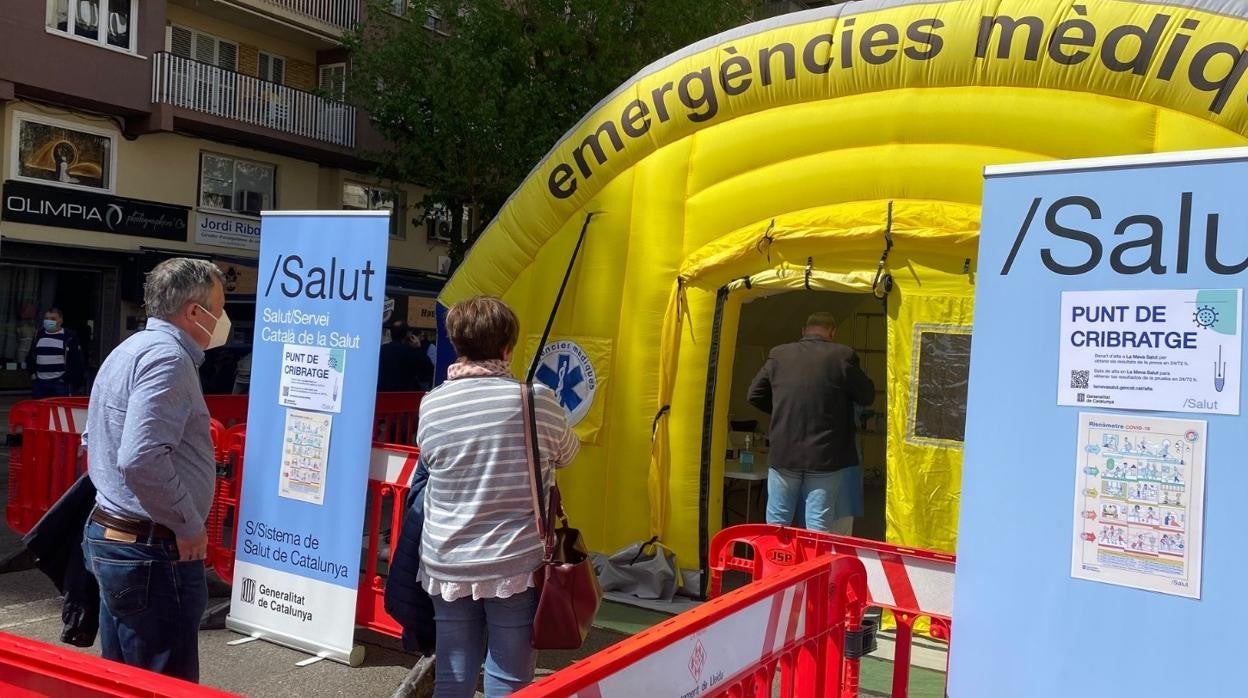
952 148 1248 696
226 211 389 665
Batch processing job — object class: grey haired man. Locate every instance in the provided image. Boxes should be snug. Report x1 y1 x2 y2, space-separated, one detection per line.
83 257 230 682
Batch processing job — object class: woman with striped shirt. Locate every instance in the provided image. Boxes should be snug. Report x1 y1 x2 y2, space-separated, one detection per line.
417 296 579 698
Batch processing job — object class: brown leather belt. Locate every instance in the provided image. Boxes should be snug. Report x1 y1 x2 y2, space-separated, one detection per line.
90 508 176 541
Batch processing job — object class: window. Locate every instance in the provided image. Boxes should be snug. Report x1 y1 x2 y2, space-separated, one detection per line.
48 0 136 52
908 326 972 445
343 182 404 239
258 52 285 84
388 0 408 16
199 154 275 216
12 115 116 192
319 63 347 101
169 25 238 70
424 10 448 34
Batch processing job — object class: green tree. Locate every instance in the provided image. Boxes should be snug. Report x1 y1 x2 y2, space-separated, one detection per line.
345 0 761 266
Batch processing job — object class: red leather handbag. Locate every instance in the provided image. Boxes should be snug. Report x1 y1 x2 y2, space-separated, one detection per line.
521 382 602 650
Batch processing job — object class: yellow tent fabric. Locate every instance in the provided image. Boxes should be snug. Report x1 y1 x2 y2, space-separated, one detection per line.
441 0 1248 572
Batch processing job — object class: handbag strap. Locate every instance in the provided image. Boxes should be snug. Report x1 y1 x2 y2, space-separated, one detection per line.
520 382 552 547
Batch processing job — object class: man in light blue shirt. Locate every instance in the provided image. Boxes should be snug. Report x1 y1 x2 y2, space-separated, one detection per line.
83 258 230 682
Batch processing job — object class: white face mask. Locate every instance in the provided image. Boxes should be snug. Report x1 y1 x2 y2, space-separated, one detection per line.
195 304 231 350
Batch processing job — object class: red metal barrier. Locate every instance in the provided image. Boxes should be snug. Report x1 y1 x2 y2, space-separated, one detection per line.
517 553 872 698
373 392 422 444
6 398 89 536
0 630 240 697
709 525 956 698
206 429 421 638
4 398 226 539
203 395 248 429
8 391 424 641
205 425 247 586
5 393 424 538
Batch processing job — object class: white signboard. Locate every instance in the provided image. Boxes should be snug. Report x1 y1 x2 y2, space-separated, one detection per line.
279 344 345 413
1058 289 1241 414
1071 412 1205 599
196 211 261 251
279 409 332 505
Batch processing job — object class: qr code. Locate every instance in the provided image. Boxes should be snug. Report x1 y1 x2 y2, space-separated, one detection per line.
1071 370 1090 389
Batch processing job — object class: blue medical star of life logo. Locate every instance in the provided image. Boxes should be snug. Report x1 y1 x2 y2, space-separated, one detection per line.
535 340 597 426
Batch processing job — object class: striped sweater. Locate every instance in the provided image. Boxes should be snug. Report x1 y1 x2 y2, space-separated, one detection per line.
417 377 579 583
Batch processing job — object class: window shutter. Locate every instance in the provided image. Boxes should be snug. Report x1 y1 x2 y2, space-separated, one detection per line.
258 53 270 79
217 41 238 71
193 33 215 63
171 25 193 58
273 57 285 85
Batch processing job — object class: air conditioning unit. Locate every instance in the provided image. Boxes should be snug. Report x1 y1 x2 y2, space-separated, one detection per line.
427 216 453 241
237 191 264 216
425 204 471 243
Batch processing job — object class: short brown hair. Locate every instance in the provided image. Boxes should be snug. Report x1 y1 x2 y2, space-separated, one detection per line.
805 312 837 331
446 296 519 361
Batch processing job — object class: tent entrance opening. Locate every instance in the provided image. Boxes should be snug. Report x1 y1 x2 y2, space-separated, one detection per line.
721 290 887 541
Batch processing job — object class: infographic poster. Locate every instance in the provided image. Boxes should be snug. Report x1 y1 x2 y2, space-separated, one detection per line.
1071 412 1206 599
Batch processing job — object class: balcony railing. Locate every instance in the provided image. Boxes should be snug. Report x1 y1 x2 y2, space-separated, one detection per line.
153 52 356 148
257 0 360 31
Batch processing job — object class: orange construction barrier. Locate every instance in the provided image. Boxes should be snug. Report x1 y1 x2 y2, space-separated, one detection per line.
709 525 955 698
517 553 873 698
0 630 240 697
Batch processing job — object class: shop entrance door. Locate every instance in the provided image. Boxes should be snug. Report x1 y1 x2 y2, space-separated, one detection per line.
0 262 104 393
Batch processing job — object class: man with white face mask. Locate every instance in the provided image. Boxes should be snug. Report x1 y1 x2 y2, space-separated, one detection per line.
82 257 226 682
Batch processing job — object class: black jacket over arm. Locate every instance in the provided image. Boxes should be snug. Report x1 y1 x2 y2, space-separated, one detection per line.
747 336 875 472
22 473 99 647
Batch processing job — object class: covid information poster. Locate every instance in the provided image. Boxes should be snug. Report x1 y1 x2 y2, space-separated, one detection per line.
226 211 389 665
1070 412 1206 598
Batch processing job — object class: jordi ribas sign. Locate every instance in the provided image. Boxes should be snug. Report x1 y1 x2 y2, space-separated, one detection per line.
196 210 261 251
1058 288 1241 415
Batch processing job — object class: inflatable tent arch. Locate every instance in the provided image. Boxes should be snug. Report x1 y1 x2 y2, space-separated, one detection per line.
438 0 1248 580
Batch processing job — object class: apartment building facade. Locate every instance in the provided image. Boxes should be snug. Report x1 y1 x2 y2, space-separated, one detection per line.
0 0 451 392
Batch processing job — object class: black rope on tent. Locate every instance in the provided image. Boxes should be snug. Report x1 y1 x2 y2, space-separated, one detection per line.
526 211 595 383
755 219 776 263
651 405 671 440
804 257 813 290
742 275 752 289
871 201 895 301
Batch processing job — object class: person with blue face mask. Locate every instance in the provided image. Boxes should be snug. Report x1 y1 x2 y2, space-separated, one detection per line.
81 257 227 682
25 307 85 398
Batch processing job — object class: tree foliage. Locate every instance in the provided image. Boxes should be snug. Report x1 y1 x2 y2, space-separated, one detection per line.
345 0 762 265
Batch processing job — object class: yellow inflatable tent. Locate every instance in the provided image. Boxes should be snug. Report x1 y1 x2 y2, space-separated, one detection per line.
438 0 1248 580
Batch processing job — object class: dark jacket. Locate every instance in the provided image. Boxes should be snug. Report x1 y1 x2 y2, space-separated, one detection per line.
378 341 433 392
747 336 875 472
22 473 99 647
383 459 435 656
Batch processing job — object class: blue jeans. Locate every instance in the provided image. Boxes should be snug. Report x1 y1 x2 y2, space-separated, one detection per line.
32 378 69 398
82 521 208 682
432 587 538 698
766 468 860 534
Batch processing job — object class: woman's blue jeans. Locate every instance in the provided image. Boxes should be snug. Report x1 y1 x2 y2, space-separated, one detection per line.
432 587 538 698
